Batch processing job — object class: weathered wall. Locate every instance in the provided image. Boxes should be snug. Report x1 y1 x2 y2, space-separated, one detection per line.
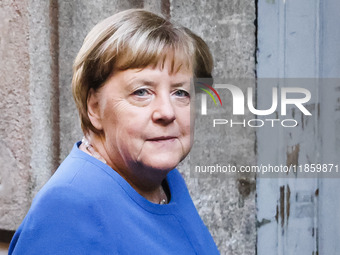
0 0 31 231
257 0 340 254
0 0 61 230
0 1 256 254
28 0 60 199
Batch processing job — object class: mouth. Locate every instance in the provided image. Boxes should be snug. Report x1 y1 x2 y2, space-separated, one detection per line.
147 136 177 142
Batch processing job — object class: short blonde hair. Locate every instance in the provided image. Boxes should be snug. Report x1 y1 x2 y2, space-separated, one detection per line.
72 9 212 134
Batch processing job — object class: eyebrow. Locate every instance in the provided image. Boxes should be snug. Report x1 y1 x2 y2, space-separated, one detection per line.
127 78 156 87
170 82 191 88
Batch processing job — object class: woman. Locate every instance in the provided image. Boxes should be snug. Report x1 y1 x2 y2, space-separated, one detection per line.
9 9 219 254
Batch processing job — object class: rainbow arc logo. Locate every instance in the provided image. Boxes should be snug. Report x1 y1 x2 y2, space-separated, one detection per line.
198 82 223 106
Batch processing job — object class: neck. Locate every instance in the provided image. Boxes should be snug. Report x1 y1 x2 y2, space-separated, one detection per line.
80 134 169 204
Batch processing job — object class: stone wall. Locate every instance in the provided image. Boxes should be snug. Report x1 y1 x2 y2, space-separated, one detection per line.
0 1 256 254
0 0 31 231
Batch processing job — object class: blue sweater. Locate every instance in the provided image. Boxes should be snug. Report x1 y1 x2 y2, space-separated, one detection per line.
9 142 219 254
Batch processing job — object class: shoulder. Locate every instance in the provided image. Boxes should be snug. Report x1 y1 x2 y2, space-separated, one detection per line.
9 148 125 254
9 183 109 254
29 154 126 217
39 144 124 202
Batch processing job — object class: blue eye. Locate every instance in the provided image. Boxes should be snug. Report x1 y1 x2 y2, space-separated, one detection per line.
174 90 189 97
133 89 148 97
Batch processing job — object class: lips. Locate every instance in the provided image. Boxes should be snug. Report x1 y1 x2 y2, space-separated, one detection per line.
147 136 177 142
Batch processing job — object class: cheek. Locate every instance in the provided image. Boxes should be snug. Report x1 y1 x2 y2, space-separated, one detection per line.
114 109 149 147
100 100 120 127
103 100 137 129
178 109 194 148
179 108 193 132
113 122 145 162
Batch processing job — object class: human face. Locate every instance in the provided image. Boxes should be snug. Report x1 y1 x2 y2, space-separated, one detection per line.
90 61 194 176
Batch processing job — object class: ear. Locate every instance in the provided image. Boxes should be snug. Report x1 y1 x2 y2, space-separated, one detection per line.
87 88 103 131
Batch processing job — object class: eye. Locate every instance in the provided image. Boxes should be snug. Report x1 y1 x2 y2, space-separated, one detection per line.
174 89 190 98
133 88 149 97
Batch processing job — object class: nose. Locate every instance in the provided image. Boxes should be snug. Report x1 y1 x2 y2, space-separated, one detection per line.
152 94 176 124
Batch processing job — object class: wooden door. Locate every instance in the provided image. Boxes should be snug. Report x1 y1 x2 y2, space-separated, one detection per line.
257 0 340 254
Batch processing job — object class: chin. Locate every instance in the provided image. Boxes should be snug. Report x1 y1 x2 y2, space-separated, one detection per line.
142 155 183 172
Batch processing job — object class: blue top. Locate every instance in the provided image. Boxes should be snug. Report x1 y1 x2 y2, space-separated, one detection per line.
9 142 219 255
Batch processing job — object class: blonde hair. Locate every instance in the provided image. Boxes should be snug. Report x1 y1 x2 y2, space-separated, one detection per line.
72 9 212 134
